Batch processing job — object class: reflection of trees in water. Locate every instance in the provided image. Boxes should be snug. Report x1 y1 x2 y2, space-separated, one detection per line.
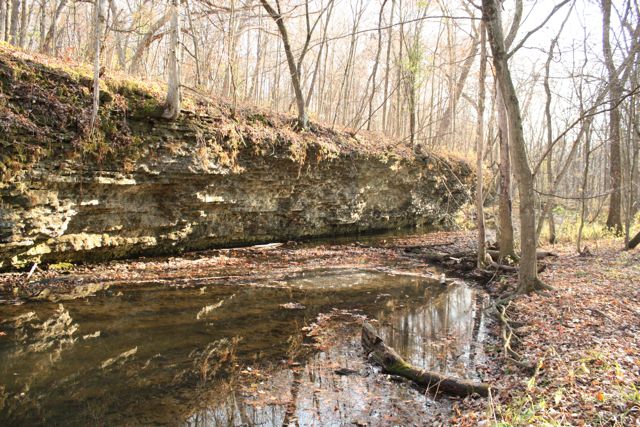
379 285 482 377
186 386 287 426
1 275 482 425
188 333 434 426
468 292 486 370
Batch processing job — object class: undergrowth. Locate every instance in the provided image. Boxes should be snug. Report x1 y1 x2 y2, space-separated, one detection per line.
539 209 640 245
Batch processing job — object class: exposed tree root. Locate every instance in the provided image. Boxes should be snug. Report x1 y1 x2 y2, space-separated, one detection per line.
487 249 557 261
494 302 535 373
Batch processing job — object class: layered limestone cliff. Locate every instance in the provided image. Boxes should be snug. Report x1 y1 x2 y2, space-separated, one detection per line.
0 47 473 270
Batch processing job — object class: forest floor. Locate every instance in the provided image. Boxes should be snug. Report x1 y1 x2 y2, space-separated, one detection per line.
1 232 638 425
456 238 640 426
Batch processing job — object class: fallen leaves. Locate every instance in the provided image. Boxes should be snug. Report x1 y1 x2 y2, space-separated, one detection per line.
488 240 640 425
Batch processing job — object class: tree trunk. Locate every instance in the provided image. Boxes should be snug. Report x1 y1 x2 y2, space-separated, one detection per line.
627 231 640 250
109 1 127 71
17 0 26 47
497 87 516 259
89 0 106 131
382 0 395 131
162 0 181 120
543 41 557 244
41 0 68 53
260 0 307 129
365 0 387 131
2 0 7 42
394 0 404 136
476 23 488 268
37 0 45 50
362 322 489 397
332 2 361 128
483 0 543 293
305 0 334 109
577 123 592 253
8 0 19 45
437 39 478 140
128 9 172 74
602 0 623 234
0 0 6 42
537 9 572 245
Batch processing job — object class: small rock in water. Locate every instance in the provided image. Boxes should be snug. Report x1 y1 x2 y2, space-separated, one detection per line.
33 288 51 301
280 302 306 310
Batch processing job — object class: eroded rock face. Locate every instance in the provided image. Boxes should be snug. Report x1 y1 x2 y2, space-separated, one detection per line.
0 46 473 270
0 140 472 270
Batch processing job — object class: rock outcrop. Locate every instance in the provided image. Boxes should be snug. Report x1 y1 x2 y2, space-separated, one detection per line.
0 47 472 270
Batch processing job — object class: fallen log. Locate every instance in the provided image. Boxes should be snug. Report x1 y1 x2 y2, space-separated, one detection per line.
361 322 490 397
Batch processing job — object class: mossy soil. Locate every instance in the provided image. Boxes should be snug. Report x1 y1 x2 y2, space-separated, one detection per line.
0 45 468 183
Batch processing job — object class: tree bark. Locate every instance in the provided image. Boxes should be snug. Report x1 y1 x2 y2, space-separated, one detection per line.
627 231 640 250
483 0 543 293
162 0 181 120
496 87 516 260
476 23 487 268
602 0 623 234
362 322 489 397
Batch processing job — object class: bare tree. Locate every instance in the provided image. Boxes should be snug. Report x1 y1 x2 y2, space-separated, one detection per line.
8 0 19 45
476 22 487 267
260 0 323 129
365 0 388 131
305 0 334 109
163 0 181 120
0 0 5 42
602 0 623 234
494 0 522 261
129 9 172 74
41 0 68 53
482 0 546 292
89 0 107 131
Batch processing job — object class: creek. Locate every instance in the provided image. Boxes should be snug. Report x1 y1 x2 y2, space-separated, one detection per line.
1 255 487 426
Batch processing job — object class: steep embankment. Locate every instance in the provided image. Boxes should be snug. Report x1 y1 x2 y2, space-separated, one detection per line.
0 46 473 270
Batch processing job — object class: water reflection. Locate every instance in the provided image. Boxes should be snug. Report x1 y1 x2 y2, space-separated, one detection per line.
380 284 487 379
185 282 486 427
0 269 486 426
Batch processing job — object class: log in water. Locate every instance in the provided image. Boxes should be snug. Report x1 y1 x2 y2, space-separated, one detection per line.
362 321 490 397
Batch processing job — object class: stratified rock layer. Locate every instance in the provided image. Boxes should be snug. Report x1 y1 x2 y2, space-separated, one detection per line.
0 47 472 269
